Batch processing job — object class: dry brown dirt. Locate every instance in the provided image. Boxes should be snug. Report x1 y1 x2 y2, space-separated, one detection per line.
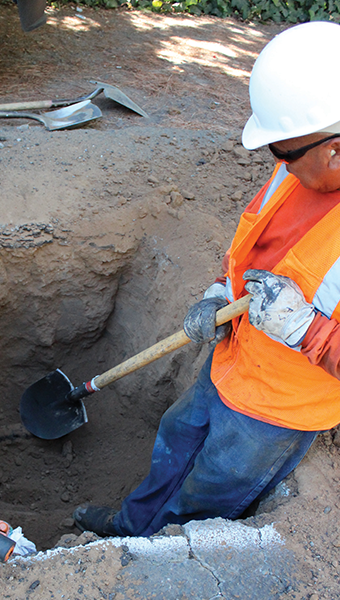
0 4 339 599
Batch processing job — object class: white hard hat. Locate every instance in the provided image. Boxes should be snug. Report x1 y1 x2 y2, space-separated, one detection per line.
242 21 340 150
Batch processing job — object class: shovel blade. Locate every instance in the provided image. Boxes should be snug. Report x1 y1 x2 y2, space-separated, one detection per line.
42 100 102 131
0 101 102 132
91 81 149 118
20 369 88 440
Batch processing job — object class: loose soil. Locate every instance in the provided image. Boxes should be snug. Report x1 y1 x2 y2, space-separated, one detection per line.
0 4 340 599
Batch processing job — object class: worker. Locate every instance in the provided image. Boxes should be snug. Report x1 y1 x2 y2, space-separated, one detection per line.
73 21 340 538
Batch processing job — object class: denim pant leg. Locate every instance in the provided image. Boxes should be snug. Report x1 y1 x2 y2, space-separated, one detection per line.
113 355 213 537
114 354 318 537
140 398 318 535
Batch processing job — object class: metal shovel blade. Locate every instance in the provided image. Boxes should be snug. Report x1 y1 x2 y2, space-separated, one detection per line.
20 369 87 439
91 81 149 118
0 100 102 131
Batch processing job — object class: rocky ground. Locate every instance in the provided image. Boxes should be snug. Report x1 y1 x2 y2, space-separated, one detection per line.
0 3 339 599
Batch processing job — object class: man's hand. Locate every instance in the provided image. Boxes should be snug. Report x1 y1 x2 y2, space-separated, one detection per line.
184 283 231 345
243 269 315 347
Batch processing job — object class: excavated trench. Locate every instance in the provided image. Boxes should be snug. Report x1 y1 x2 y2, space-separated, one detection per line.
0 208 304 552
0 224 295 552
0 126 295 552
0 211 211 551
0 123 260 552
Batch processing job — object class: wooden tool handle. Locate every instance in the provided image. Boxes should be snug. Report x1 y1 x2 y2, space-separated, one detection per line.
94 295 251 389
0 100 53 111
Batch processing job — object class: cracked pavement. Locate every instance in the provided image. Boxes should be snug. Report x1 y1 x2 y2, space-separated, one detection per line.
4 518 296 600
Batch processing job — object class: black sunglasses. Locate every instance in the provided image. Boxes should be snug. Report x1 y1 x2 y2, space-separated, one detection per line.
268 133 340 164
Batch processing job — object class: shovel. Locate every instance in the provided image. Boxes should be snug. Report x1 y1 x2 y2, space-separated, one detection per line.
90 81 149 118
20 296 250 440
0 100 102 131
0 83 148 118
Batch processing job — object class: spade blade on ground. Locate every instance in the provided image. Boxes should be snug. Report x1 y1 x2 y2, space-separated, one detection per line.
0 100 102 131
90 80 149 118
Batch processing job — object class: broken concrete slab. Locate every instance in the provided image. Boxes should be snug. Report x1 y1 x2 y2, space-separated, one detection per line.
4 518 295 600
184 519 295 599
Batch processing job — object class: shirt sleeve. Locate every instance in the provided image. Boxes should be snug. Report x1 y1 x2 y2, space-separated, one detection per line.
301 311 340 380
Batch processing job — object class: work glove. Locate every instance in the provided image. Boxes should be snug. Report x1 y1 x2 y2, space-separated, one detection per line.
184 283 231 345
243 269 315 347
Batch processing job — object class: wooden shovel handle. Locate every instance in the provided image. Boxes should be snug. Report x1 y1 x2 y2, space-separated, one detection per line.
0 100 53 111
0 90 101 112
94 295 251 389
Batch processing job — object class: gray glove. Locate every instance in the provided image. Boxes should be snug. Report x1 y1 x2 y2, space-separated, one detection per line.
184 296 231 345
243 269 315 347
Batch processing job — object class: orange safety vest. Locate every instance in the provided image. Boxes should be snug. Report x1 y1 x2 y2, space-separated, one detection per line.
211 165 340 431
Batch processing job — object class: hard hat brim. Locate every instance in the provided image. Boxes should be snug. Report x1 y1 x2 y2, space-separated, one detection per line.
242 113 340 150
241 114 287 149
241 113 316 150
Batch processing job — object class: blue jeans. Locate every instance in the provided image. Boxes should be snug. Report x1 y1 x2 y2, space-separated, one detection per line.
113 353 319 537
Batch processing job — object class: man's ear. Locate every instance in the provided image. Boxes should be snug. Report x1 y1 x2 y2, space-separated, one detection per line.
328 139 340 167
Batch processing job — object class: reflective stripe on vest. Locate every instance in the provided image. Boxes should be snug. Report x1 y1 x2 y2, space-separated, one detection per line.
225 276 234 302
259 163 289 212
313 256 340 318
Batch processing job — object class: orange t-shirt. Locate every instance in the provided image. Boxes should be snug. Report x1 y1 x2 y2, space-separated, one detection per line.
225 181 340 274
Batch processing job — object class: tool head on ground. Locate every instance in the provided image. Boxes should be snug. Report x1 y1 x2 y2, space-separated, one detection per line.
0 100 102 131
90 81 149 118
20 369 88 439
242 21 340 150
0 85 147 116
